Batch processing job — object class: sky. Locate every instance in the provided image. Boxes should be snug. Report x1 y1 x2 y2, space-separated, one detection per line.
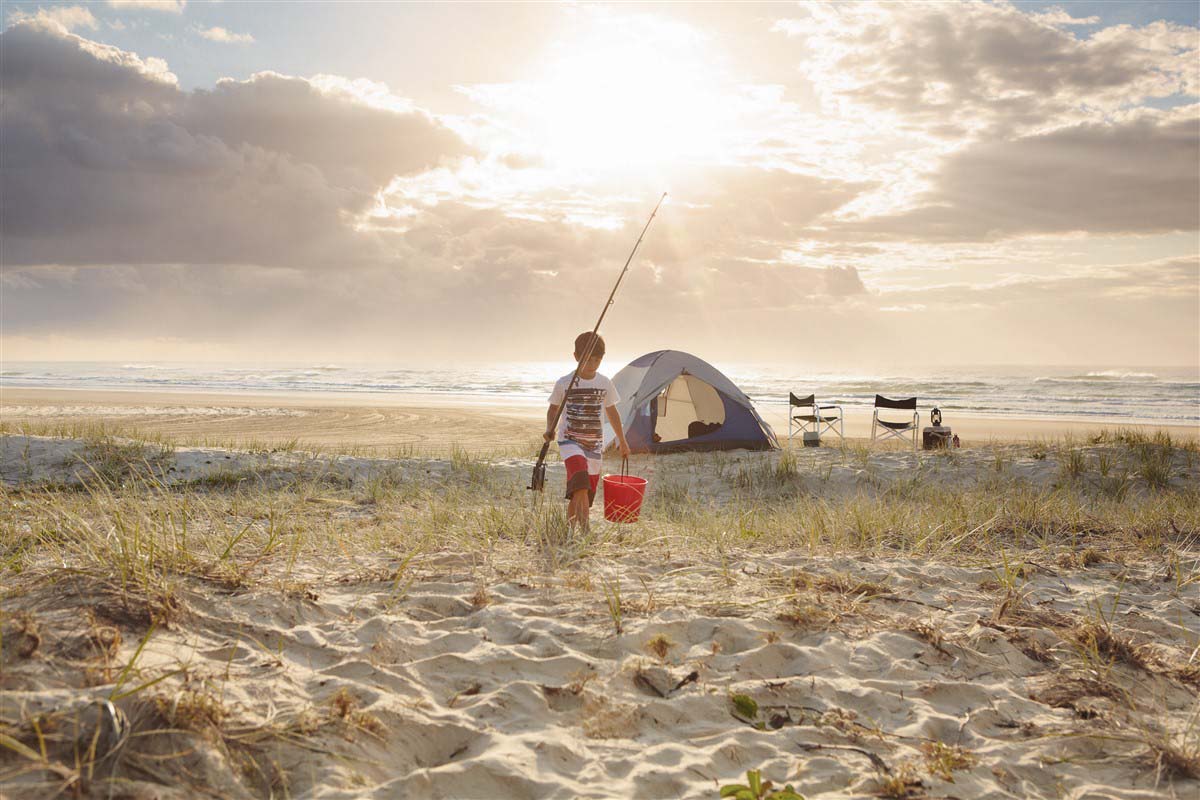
1 0 1198 369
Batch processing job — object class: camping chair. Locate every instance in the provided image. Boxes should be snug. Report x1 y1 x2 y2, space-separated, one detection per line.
788 393 844 444
871 395 919 449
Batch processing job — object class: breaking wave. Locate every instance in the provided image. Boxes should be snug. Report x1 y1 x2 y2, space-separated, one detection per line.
2 361 1197 425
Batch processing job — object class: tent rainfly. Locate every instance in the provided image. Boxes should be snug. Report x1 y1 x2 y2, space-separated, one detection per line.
602 350 779 454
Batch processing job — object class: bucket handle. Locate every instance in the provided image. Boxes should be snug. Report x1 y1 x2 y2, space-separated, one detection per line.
621 456 629 478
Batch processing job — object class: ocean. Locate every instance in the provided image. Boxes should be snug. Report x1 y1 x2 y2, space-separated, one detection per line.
1 361 1197 426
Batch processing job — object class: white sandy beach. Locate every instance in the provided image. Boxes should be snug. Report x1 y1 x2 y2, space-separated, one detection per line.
5 1 1199 796
2 418 1198 798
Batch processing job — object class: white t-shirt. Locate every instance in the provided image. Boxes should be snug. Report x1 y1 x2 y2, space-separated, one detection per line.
549 372 620 452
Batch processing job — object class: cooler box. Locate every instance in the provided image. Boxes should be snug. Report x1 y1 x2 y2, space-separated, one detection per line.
802 431 820 448
922 426 952 450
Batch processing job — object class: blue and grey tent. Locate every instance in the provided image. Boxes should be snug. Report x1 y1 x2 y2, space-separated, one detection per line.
603 350 779 454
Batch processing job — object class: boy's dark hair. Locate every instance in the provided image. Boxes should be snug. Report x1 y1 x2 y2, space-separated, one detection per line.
574 331 605 359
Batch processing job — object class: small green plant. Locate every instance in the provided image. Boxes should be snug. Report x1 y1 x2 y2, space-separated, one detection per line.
650 480 691 519
1098 470 1132 500
730 693 762 728
360 472 401 505
600 576 623 635
719 769 805 799
74 437 172 488
1061 449 1086 480
1138 446 1172 489
775 448 798 481
991 549 1027 594
388 535 429 602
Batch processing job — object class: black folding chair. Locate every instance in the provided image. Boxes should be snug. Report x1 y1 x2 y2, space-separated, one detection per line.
788 392 844 444
871 395 919 449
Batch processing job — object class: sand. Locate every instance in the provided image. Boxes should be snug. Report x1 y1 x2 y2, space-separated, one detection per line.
2 395 1198 799
5 524 1196 798
2 388 1196 456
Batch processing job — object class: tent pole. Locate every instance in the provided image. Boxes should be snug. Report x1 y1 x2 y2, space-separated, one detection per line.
529 192 668 494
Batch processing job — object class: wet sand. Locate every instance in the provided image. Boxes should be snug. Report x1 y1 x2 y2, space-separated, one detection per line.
1 387 1195 455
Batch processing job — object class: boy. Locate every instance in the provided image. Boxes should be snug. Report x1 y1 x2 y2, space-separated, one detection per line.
545 332 631 530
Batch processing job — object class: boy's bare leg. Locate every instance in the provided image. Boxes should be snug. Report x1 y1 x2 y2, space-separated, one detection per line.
567 489 590 534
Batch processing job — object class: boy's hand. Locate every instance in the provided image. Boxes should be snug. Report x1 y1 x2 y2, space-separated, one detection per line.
543 429 555 442
618 440 631 459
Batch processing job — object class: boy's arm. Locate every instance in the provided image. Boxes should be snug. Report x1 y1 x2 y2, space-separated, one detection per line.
544 404 560 442
605 405 631 458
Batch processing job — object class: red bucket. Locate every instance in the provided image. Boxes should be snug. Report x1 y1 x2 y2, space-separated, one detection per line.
603 471 648 523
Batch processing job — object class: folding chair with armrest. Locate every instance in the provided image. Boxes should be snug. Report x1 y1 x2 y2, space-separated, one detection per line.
871 395 919 449
789 392 844 444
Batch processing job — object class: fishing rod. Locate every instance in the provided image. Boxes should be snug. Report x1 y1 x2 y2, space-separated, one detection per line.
529 192 668 494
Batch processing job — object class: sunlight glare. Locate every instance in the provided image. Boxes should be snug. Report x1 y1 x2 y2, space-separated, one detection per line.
480 18 735 173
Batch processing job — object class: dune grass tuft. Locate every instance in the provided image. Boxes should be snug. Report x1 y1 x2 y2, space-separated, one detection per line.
2 427 1198 795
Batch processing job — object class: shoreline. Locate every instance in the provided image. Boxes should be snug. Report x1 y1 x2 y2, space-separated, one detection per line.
2 387 1196 449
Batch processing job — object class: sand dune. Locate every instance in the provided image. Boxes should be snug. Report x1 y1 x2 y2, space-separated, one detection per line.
2 423 1198 798
5 540 1197 799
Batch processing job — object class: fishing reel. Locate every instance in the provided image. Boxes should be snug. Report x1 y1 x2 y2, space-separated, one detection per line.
529 461 546 492
529 441 551 492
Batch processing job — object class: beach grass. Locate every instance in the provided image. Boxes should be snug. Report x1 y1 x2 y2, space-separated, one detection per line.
2 427 1198 797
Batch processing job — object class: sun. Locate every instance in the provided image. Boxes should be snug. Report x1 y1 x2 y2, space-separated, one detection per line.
532 39 727 170
471 15 736 173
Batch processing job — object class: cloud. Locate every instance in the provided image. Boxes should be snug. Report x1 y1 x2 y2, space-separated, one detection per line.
0 20 876 351
0 21 471 269
1030 7 1101 27
107 0 185 13
6 5 98 32
830 111 1200 241
868 257 1199 319
378 160 871 269
1 4 1195 367
776 1 1198 137
823 256 1200 365
184 72 462 187
197 25 253 44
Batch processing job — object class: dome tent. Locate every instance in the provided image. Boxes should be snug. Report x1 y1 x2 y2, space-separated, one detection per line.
602 350 779 454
